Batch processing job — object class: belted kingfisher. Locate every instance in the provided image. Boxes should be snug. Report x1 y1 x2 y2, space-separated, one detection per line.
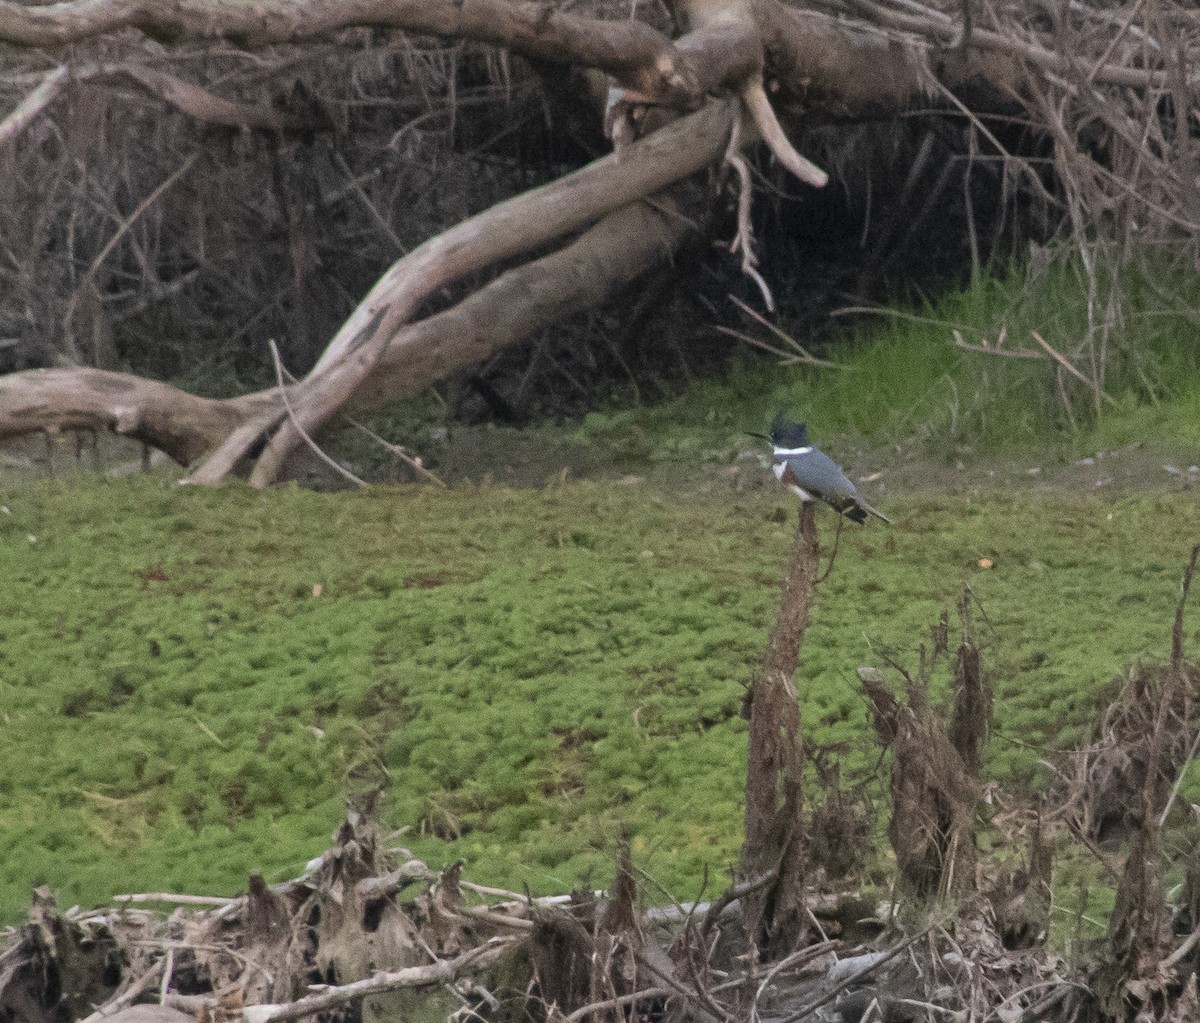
756 415 891 525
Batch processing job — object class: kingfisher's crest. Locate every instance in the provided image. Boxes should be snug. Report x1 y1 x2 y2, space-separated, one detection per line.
769 412 808 450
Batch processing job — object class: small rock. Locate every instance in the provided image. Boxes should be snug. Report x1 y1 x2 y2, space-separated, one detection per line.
618 475 643 486
1189 466 1199 474
1165 465 1183 476
1094 478 1112 488
1077 457 1095 466
1027 466 1041 475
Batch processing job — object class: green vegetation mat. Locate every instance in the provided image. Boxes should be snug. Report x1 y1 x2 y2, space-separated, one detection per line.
2 475 1197 925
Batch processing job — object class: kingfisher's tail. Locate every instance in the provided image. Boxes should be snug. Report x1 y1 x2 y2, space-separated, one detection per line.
860 501 891 524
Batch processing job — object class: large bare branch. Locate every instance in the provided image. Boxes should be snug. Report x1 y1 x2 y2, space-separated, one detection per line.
0 0 698 103
352 193 703 410
0 370 267 465
241 939 516 1023
225 99 740 486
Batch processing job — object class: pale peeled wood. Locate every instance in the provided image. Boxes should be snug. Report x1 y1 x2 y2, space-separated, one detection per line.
93 1007 194 1023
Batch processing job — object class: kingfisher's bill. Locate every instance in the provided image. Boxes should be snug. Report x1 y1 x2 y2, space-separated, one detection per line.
754 413 891 525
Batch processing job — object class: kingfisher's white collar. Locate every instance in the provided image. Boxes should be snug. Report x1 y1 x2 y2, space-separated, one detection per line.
772 446 812 456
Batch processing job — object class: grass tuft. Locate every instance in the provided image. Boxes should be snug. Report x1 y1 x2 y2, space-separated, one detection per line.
569 248 1200 455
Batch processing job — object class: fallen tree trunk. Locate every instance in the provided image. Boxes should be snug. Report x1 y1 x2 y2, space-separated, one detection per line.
0 187 704 469
227 98 739 487
0 0 1193 481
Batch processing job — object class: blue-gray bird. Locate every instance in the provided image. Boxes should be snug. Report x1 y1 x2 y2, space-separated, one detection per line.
756 414 890 524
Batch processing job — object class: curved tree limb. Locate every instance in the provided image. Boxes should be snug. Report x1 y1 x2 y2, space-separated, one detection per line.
351 193 704 411
231 99 740 486
0 189 703 471
741 77 828 188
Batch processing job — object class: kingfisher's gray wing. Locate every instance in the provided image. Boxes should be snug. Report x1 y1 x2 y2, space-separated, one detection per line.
779 449 891 524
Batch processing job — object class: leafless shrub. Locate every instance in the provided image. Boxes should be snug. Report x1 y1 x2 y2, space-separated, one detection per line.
1054 547 1200 1022
861 591 991 902
0 35 540 386
1055 547 1200 848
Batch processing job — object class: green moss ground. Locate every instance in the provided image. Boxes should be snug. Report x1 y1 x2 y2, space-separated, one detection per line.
2 475 1197 925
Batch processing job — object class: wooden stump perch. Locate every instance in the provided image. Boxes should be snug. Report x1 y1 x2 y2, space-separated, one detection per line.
742 501 819 958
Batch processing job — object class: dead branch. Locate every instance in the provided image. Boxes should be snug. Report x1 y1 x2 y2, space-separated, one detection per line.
727 294 845 368
563 987 671 1023
346 418 447 487
0 0 694 104
741 77 828 188
112 893 239 907
1029 330 1119 412
773 928 934 1023
0 65 69 145
0 59 319 151
0 192 699 471
241 939 516 1023
268 338 366 488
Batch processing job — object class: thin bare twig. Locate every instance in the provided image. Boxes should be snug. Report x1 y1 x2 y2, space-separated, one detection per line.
952 329 1043 360
113 892 238 907
564 986 671 1023
0 65 69 146
268 339 367 487
1028 330 1120 410
345 417 447 487
728 294 846 368
78 960 165 1022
